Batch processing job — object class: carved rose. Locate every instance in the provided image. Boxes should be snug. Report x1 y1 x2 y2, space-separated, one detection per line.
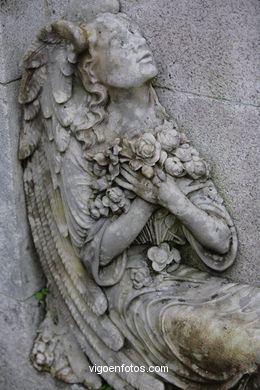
106 187 124 203
93 152 108 166
102 187 130 214
89 187 130 219
93 162 107 177
184 157 210 180
174 143 192 162
88 197 109 219
147 243 181 272
156 129 180 152
92 140 122 184
165 157 185 177
131 267 152 289
133 133 161 167
141 165 154 179
179 132 190 144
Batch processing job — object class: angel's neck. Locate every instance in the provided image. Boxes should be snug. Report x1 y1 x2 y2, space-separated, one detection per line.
107 83 157 126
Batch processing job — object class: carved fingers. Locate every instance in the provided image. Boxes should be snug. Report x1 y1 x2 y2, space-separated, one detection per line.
116 166 159 204
115 177 134 191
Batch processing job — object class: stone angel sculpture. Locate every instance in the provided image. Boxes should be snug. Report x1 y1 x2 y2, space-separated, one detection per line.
18 4 259 390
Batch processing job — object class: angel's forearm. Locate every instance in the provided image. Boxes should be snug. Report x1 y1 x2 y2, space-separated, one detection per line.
159 184 231 254
175 201 231 254
100 198 156 264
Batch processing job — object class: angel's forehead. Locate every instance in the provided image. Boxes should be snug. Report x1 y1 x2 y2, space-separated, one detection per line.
86 13 141 44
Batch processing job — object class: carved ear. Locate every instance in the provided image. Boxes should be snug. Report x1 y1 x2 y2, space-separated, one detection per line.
51 20 89 52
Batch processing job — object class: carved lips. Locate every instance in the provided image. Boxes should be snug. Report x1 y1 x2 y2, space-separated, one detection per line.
137 52 153 63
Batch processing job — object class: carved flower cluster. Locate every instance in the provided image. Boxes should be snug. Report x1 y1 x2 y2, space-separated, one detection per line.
88 187 131 220
120 121 210 181
147 242 181 272
88 122 210 220
90 139 122 193
130 267 153 290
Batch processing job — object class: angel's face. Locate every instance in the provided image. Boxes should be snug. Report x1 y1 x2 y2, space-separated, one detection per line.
86 14 158 88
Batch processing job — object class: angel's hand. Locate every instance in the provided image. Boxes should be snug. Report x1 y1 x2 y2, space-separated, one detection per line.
157 174 186 209
115 165 159 204
175 177 206 196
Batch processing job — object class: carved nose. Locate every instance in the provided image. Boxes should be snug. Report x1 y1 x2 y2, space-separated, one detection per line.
132 34 147 52
137 35 146 45
137 37 147 49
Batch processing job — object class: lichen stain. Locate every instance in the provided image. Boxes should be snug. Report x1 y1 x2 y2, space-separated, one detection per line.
163 307 258 378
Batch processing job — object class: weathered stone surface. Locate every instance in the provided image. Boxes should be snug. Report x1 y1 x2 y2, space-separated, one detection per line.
0 0 47 83
0 294 73 390
0 82 45 299
46 0 70 21
0 0 71 83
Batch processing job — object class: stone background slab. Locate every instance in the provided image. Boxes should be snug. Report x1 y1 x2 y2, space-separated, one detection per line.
0 294 72 390
0 82 45 300
0 2 71 389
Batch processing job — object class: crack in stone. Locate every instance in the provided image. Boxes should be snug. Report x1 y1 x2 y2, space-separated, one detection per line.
153 83 260 108
0 76 22 86
44 0 51 17
0 289 45 304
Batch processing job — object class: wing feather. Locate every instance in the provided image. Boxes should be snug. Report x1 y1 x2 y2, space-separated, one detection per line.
19 69 42 104
24 99 40 121
53 119 71 152
23 40 47 69
38 27 62 45
49 46 72 104
41 83 53 119
19 114 43 160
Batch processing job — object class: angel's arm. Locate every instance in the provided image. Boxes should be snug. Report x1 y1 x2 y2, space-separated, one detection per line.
118 169 231 255
158 178 231 254
99 198 157 265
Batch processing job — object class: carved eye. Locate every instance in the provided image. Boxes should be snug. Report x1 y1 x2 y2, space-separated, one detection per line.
110 36 128 49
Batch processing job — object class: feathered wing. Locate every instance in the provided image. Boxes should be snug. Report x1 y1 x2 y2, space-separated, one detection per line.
19 24 165 390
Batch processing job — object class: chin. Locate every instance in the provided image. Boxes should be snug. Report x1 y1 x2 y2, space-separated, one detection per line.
141 63 158 79
140 64 158 82
106 64 158 88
